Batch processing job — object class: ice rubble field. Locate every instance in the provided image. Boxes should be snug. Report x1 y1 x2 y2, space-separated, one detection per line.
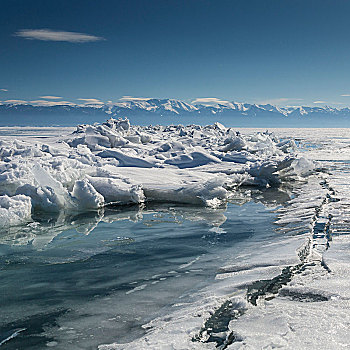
2 123 350 349
0 118 313 227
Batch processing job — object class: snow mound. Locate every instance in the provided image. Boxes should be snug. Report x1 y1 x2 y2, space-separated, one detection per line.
0 194 32 226
0 118 314 226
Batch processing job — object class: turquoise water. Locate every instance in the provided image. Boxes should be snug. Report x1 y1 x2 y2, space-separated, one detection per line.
0 193 288 349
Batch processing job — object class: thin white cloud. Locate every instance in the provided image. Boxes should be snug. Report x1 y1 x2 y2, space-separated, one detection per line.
78 98 104 105
119 96 151 101
39 95 62 99
313 100 326 104
4 99 27 104
14 29 105 43
30 100 75 106
0 89 8 92
78 98 101 103
191 97 231 106
341 94 350 97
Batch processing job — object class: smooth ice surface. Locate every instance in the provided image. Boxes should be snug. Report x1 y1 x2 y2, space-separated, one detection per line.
0 200 285 350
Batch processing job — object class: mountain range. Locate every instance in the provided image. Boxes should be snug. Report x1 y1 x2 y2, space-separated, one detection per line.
0 98 349 127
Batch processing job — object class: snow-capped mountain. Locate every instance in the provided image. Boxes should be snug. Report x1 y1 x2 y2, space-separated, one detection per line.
1 98 349 126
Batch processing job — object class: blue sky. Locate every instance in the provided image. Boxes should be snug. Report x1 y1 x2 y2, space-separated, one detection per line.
1 0 350 107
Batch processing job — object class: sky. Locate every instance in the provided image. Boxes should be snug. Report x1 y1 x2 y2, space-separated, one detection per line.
1 0 350 107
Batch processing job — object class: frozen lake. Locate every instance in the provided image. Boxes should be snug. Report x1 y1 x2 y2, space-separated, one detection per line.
1 126 350 349
0 199 282 349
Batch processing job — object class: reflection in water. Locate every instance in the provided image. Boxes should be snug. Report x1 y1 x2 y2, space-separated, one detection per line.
0 188 292 350
0 203 229 251
0 187 292 250
229 186 293 208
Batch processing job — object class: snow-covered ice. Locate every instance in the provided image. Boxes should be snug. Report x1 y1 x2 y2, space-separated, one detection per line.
0 118 309 227
2 125 350 350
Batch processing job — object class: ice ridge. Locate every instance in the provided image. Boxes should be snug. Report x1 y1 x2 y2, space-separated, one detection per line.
0 118 313 226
